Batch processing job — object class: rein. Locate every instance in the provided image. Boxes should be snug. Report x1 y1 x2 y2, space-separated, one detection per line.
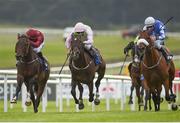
72 60 93 70
142 53 162 69
17 57 38 65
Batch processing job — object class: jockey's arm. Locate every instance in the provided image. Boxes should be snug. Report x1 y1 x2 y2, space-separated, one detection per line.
83 26 94 44
157 28 165 40
65 32 72 49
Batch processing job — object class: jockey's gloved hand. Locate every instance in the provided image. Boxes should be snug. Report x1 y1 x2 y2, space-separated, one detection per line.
124 48 128 55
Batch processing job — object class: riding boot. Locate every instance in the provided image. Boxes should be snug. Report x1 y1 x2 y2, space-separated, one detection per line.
89 47 102 65
37 52 48 70
160 47 173 63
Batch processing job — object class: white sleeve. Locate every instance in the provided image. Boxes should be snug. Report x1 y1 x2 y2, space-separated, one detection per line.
65 32 73 49
83 25 93 44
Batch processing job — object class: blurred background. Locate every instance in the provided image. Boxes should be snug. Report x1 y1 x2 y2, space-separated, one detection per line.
0 0 180 30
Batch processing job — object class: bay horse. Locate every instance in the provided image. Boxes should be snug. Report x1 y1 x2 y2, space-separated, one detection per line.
137 30 176 111
69 34 106 110
126 44 145 111
11 34 50 113
128 61 145 111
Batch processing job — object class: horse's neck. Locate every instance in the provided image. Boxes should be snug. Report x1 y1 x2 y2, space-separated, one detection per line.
26 48 37 62
144 48 160 65
73 51 88 67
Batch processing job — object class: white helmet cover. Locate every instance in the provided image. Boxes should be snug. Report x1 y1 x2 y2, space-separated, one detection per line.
74 22 85 32
144 16 155 27
137 38 149 46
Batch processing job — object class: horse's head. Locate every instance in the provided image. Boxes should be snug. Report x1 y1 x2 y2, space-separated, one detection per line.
15 33 31 60
70 33 84 60
139 30 155 46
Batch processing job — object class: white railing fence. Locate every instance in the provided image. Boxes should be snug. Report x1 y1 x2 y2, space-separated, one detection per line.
0 70 180 112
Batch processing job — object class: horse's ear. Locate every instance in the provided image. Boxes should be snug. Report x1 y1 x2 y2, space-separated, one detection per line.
17 33 21 40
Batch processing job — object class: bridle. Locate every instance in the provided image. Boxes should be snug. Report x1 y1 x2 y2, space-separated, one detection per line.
70 35 93 71
16 36 38 65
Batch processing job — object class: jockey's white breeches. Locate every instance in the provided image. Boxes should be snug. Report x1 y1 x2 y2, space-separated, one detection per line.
33 42 44 53
154 40 164 49
84 43 92 50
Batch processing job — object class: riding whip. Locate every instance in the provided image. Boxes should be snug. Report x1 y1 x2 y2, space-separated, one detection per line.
59 50 71 75
160 16 174 29
119 54 128 75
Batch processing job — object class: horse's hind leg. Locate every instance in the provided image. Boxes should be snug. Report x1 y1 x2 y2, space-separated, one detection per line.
164 79 171 102
144 89 150 111
11 75 24 103
94 66 105 105
71 81 79 104
30 84 37 113
34 82 46 113
77 83 84 110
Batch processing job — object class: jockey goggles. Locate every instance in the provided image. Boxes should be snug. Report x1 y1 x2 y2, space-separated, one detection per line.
74 32 85 36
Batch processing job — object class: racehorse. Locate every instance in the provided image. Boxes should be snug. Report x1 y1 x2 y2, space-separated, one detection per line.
138 30 176 111
11 34 50 113
69 33 106 110
128 62 145 111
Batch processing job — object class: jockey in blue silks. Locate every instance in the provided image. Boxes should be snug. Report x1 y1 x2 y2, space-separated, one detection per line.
143 16 173 63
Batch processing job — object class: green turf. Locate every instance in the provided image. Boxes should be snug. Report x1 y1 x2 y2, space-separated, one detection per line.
0 99 179 122
0 33 180 69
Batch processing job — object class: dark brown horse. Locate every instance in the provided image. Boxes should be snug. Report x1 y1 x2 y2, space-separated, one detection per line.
11 34 50 113
69 34 106 110
125 44 145 110
138 30 176 111
128 61 145 111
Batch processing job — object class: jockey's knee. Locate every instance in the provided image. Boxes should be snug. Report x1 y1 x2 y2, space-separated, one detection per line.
84 44 92 50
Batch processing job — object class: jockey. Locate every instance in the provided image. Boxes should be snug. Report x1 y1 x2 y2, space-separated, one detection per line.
65 22 101 65
26 28 48 70
143 16 173 63
124 35 141 63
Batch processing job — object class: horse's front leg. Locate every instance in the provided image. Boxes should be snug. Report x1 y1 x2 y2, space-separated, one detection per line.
27 77 38 113
128 85 134 105
71 80 79 104
10 74 24 103
77 83 84 110
88 81 94 102
163 79 171 102
24 81 32 107
94 77 102 105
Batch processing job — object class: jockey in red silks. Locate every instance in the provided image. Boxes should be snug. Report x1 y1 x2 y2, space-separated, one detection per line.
26 28 47 70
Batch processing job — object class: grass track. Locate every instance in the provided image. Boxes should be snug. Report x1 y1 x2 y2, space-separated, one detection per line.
0 99 180 122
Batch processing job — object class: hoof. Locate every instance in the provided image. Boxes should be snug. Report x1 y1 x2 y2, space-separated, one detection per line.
160 98 164 103
10 99 17 104
34 109 38 113
25 101 31 106
171 103 178 111
75 100 79 104
128 100 133 105
94 99 100 105
89 97 94 102
139 102 144 106
78 103 84 110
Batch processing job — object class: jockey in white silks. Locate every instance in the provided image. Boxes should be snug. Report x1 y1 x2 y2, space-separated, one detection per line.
65 22 101 65
143 16 173 63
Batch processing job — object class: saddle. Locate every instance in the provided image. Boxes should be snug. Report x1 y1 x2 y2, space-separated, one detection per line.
37 52 48 71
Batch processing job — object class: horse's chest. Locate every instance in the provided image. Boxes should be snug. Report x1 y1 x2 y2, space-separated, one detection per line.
73 71 94 82
18 66 38 77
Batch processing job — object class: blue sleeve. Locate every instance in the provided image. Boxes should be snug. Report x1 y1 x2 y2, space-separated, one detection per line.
158 27 165 40
156 20 166 40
